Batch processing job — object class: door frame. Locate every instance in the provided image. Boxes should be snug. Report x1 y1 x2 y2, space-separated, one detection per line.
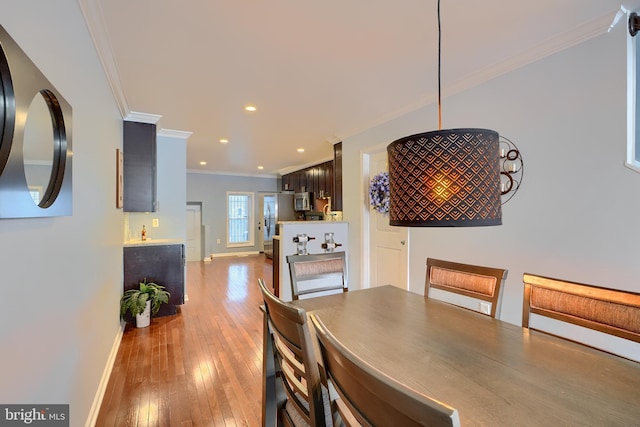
186 202 203 261
258 192 276 253
361 144 409 290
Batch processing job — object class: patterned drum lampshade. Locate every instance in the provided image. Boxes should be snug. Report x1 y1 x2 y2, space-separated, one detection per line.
387 128 502 227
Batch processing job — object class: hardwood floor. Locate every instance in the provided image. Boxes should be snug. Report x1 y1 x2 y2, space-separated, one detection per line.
96 254 273 426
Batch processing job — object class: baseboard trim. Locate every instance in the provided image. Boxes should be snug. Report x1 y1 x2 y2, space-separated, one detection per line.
84 321 125 427
210 251 260 258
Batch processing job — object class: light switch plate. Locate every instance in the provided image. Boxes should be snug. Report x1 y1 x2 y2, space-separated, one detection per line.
152 218 159 227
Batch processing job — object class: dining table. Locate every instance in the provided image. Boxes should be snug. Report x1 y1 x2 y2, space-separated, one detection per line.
268 285 640 426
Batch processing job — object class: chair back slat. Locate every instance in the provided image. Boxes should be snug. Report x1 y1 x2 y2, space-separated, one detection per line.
258 278 329 426
287 252 348 300
426 258 507 318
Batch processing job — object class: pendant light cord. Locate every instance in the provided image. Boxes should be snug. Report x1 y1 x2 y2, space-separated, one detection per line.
437 0 442 130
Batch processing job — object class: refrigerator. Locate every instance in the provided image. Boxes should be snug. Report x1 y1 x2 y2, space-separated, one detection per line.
263 193 296 258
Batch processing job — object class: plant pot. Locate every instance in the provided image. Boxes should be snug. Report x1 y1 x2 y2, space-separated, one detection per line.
136 300 151 328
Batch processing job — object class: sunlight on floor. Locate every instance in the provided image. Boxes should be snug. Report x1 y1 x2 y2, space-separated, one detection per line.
226 263 248 302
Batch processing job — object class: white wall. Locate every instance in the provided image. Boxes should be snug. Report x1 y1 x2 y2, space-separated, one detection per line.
126 133 188 242
0 1 124 425
342 24 640 326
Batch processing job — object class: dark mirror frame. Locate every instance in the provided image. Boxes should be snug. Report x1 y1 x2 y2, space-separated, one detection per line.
0 24 72 218
0 38 14 177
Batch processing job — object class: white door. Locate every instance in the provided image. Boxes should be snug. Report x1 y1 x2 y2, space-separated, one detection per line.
367 150 409 289
186 203 202 261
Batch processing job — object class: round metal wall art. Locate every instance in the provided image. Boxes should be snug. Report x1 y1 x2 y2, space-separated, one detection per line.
499 136 524 205
0 39 14 178
0 24 72 218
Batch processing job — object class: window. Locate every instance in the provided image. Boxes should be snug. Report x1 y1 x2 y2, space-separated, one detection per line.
227 192 254 247
627 14 640 173
28 186 42 204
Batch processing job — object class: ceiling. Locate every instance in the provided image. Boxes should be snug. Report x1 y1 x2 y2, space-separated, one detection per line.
81 0 632 177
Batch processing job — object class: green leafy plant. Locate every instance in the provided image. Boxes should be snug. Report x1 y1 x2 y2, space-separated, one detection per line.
120 279 170 319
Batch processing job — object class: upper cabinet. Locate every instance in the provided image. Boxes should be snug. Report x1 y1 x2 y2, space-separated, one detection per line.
281 142 343 210
123 121 157 212
333 142 343 211
282 160 332 195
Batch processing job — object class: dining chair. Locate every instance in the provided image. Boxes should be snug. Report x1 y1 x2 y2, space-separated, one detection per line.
309 313 461 427
258 278 333 427
287 252 347 300
425 258 508 318
522 272 640 362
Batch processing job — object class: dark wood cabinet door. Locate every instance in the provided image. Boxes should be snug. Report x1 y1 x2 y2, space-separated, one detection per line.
333 142 343 211
315 167 320 194
282 175 291 191
123 244 185 318
297 171 306 193
317 164 326 196
325 161 334 199
123 121 157 212
281 154 341 210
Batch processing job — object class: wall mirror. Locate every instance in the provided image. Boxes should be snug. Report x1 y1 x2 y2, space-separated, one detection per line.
0 24 72 218
23 89 67 208
0 39 14 178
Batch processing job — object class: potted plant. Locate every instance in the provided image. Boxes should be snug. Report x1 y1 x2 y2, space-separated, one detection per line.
120 279 170 328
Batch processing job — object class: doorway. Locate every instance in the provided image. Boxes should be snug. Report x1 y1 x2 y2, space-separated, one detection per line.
259 193 276 256
186 203 202 261
364 149 409 289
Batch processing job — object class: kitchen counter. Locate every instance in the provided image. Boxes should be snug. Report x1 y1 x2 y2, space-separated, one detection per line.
274 220 349 301
123 238 184 247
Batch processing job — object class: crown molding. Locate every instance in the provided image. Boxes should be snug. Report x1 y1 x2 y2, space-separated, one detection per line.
124 111 162 124
157 129 193 140
277 155 334 176
187 169 278 179
77 0 129 118
445 11 616 101
334 9 617 144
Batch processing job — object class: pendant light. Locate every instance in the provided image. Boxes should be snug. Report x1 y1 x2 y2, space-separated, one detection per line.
387 0 502 227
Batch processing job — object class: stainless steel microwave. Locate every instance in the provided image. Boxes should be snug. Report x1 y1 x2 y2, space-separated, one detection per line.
294 192 312 211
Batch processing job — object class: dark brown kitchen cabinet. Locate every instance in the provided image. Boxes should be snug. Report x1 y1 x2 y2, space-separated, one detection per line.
333 142 343 211
123 121 157 212
282 174 292 191
281 159 337 203
123 244 185 319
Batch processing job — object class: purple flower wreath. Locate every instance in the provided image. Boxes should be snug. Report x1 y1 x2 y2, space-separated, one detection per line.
369 172 389 214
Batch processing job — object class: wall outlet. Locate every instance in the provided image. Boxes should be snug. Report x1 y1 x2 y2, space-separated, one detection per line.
480 302 492 315
152 218 159 227
217 238 221 244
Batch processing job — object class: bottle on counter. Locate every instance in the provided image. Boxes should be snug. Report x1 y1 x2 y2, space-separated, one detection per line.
141 225 147 241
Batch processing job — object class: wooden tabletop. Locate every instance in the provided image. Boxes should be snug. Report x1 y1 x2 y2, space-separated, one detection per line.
294 285 640 427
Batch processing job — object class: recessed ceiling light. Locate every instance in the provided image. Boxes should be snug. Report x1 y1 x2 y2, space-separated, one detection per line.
297 148 305 153
219 138 229 144
257 165 264 170
244 105 257 112
199 161 207 166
